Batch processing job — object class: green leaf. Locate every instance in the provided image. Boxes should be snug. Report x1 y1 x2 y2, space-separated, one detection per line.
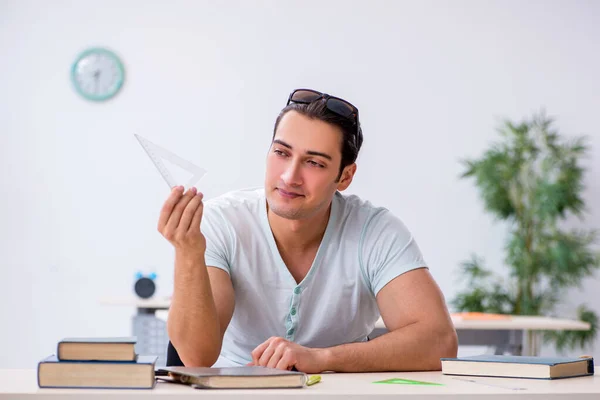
452 255 514 314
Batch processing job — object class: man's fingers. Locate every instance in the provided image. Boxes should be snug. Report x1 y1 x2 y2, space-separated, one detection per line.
179 191 204 232
257 341 277 367
187 192 205 233
158 186 184 231
275 350 295 371
266 342 287 369
164 187 197 235
251 339 271 365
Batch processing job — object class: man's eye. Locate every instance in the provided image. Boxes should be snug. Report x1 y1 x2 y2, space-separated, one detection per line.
274 149 287 156
308 160 324 168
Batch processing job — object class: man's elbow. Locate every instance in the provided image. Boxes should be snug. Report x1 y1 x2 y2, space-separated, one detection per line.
430 328 458 370
168 324 221 367
170 339 220 367
179 352 219 368
441 328 458 358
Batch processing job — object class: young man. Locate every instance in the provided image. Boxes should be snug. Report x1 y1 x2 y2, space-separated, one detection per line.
160 89 457 373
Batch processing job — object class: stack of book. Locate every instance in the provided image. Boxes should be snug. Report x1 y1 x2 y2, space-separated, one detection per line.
37 337 157 389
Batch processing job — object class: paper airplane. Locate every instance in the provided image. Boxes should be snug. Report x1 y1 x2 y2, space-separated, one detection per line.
135 134 207 189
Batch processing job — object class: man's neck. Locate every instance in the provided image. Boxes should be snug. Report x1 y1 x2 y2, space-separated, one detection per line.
267 204 331 253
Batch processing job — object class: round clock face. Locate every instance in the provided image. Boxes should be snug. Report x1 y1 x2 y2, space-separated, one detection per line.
71 48 125 101
134 277 156 299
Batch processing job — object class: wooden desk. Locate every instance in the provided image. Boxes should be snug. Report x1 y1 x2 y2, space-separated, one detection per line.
101 297 591 356
2 369 599 399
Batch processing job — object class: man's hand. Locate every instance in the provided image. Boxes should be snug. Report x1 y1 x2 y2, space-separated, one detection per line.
250 337 328 373
158 186 206 259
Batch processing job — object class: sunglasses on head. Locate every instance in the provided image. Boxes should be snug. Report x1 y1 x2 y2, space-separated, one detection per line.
286 88 360 146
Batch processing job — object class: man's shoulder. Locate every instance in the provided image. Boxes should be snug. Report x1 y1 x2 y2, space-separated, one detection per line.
336 191 390 219
336 192 407 232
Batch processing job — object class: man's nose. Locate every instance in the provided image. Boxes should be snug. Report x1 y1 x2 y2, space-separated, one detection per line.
281 161 302 186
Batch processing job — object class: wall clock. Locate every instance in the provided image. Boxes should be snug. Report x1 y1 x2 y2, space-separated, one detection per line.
71 47 125 101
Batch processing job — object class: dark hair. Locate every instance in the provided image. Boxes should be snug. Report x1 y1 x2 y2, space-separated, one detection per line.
272 101 364 180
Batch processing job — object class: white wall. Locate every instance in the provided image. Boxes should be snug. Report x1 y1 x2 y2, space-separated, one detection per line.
1 0 599 368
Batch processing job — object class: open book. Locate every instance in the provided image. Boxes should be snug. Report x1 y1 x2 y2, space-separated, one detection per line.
158 366 307 389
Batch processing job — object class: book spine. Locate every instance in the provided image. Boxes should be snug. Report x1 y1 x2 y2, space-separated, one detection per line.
36 362 42 388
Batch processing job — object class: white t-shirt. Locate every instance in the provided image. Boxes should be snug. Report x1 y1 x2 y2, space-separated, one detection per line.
200 188 427 367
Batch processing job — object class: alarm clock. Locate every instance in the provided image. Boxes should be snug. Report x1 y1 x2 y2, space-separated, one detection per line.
71 47 125 101
134 272 157 299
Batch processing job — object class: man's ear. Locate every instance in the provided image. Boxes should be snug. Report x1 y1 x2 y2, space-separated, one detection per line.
336 163 357 191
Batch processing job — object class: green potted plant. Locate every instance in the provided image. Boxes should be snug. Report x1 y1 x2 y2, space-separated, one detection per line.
453 111 599 354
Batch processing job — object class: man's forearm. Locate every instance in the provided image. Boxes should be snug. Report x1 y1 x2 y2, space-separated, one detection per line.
167 252 222 367
321 322 458 372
